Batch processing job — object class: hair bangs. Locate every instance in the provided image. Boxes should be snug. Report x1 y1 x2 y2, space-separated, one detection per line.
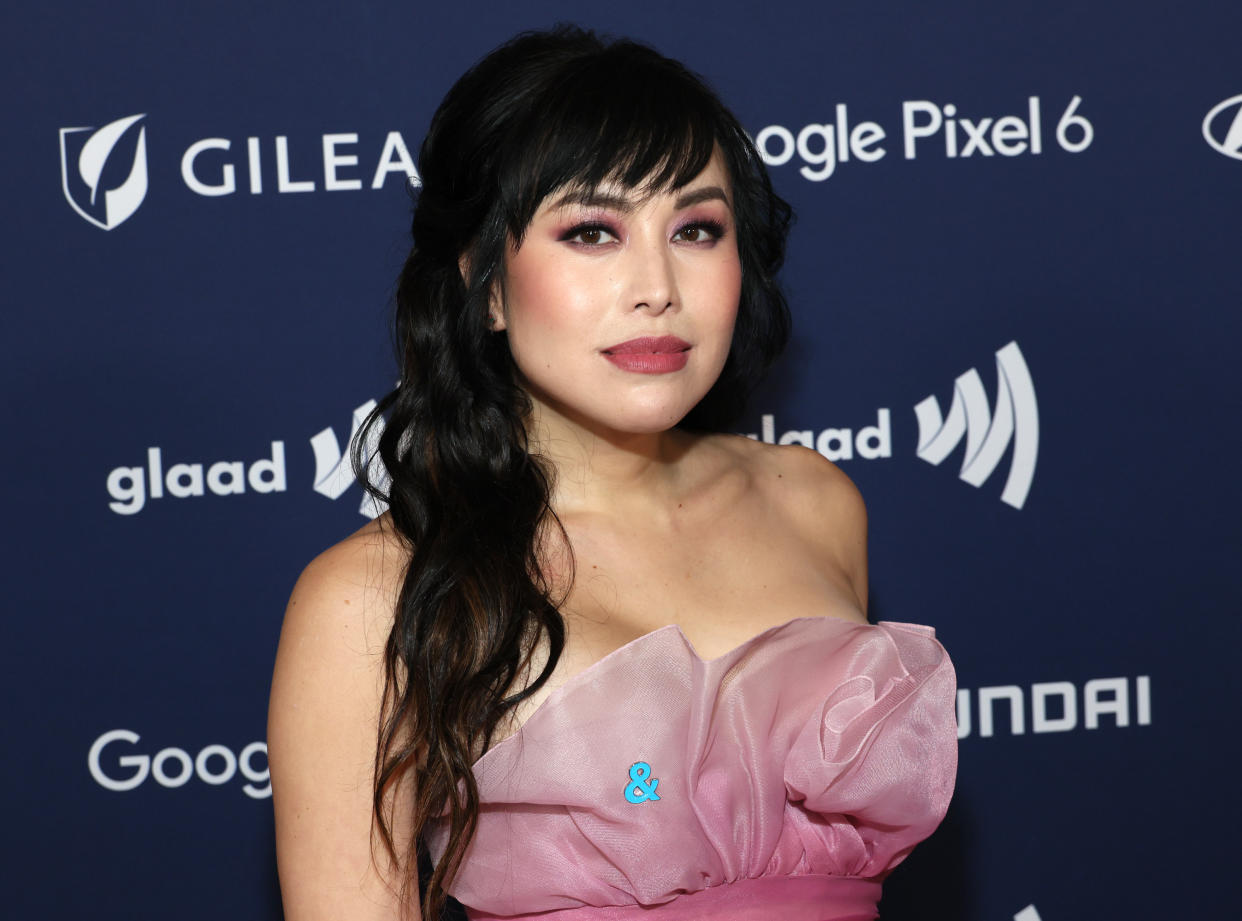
499 47 723 243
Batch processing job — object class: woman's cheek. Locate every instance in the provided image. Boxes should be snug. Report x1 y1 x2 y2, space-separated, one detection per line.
508 256 599 330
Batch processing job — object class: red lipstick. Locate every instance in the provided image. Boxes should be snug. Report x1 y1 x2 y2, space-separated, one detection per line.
601 336 691 374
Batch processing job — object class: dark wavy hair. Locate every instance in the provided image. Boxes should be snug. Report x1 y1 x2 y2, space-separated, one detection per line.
353 25 792 920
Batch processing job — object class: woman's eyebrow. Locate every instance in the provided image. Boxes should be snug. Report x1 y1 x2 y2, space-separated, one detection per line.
674 185 729 209
549 188 636 213
549 184 730 214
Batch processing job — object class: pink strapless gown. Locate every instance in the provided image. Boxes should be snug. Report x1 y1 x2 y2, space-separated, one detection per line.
424 617 957 920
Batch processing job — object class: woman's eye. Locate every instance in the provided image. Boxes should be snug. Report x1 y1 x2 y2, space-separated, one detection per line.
565 225 618 245
674 222 725 244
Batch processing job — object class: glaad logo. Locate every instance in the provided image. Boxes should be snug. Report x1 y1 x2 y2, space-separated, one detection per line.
311 400 387 519
59 113 149 230
106 443 287 515
746 341 1036 509
746 410 892 460
914 341 1038 510
88 729 270 799
103 406 393 516
1202 94 1242 161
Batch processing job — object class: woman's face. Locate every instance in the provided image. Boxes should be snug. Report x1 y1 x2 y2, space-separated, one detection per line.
494 151 741 437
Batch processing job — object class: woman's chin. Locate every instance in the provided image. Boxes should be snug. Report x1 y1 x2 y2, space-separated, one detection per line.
605 406 696 437
566 407 691 440
527 384 704 437
609 385 717 434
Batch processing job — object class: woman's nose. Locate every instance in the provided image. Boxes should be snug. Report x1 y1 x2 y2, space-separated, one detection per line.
627 238 678 315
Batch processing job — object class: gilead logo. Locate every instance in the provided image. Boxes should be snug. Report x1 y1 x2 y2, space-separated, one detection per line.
59 114 149 230
106 443 286 515
59 114 421 228
180 130 418 196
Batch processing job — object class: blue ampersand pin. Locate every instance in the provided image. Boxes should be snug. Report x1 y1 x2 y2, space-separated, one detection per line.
624 761 661 803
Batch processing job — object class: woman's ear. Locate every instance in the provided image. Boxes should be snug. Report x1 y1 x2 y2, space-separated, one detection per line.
487 284 507 331
458 254 507 331
459 254 506 332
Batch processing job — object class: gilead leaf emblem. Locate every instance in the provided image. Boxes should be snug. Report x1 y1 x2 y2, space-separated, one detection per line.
59 113 149 230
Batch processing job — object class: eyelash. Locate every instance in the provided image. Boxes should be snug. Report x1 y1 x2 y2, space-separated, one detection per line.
558 219 728 247
674 220 726 244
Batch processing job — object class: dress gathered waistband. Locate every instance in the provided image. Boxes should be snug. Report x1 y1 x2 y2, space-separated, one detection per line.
464 875 881 921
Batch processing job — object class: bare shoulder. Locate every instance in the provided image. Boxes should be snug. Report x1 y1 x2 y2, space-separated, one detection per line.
268 515 419 920
708 432 866 527
272 518 406 705
710 434 869 613
283 515 408 643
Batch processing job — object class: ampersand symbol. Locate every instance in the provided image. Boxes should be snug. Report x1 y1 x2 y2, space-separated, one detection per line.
624 761 661 803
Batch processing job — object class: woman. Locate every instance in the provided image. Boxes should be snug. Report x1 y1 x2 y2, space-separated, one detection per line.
269 26 956 921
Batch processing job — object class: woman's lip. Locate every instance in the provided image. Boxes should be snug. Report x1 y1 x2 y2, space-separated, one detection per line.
601 336 692 355
603 351 689 374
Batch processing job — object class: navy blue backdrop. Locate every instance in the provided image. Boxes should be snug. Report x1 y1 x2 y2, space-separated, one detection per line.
5 2 1241 919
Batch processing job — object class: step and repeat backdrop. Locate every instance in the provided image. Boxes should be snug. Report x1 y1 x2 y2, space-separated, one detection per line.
5 2 1240 919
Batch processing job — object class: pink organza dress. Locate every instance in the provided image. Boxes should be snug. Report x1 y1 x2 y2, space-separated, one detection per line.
425 616 957 920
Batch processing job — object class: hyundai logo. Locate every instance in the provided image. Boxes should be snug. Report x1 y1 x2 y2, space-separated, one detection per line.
1203 94 1242 161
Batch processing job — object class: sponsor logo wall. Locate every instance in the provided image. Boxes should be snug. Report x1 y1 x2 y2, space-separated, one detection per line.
10 4 1240 921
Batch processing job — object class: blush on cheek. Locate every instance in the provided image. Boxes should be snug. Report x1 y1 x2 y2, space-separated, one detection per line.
504 248 600 325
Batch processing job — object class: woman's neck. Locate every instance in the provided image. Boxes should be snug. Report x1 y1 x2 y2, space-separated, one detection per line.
525 397 695 518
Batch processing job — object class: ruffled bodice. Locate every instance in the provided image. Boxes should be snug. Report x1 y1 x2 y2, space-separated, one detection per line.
424 617 957 920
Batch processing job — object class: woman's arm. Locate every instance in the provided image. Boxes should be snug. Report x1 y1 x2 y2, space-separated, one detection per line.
268 529 420 921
